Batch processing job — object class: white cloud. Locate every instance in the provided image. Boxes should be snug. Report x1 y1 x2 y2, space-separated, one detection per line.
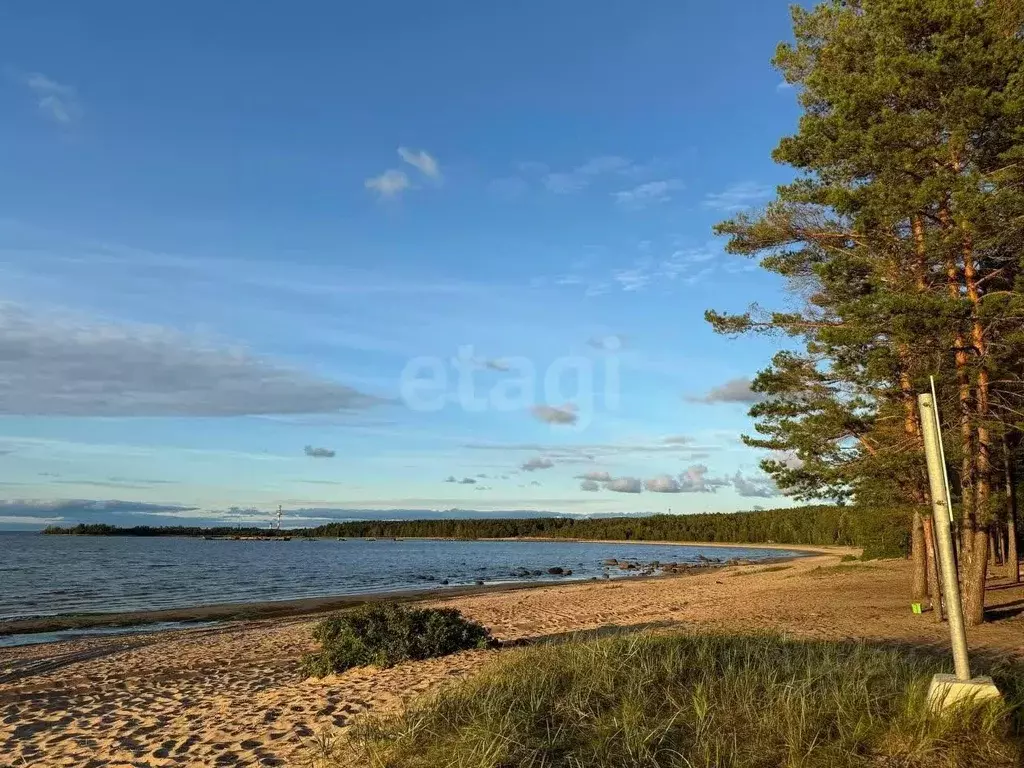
771 450 805 470
611 268 650 292
397 147 441 179
543 156 635 194
0 303 378 416
304 445 336 458
443 475 478 484
554 240 729 298
658 247 720 282
678 464 730 493
613 179 683 209
19 71 80 124
580 479 601 492
586 335 623 352
0 500 198 522
776 80 794 92
575 471 612 482
365 147 441 199
521 457 555 472
732 470 781 498
365 169 411 199
530 404 578 425
686 377 764 405
702 181 773 212
644 474 681 493
662 435 693 446
606 476 642 494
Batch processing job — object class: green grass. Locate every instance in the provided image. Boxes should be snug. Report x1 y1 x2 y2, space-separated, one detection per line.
329 632 1023 768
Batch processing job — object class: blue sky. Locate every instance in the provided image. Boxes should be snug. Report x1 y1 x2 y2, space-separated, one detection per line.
0 1 804 528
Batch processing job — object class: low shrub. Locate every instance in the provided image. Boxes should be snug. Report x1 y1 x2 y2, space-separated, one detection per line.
302 603 494 677
337 631 1023 768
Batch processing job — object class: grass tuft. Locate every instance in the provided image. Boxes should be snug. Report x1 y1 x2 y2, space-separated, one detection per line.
302 603 495 677
334 632 1022 768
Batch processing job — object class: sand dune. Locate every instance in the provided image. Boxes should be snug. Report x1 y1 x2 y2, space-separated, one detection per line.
3 551 1022 767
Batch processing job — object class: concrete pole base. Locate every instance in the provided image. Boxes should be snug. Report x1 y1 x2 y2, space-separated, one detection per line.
927 674 1002 712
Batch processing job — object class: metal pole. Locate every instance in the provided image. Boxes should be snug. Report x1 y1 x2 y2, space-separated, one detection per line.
930 377 955 524
918 393 971 681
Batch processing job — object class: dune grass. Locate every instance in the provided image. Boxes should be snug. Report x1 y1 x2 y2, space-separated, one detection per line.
302 604 494 677
330 631 1022 768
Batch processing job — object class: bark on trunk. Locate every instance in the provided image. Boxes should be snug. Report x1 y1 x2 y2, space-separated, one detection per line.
962 229 992 525
961 525 990 626
924 515 943 621
941 204 988 626
911 511 928 602
1007 436 1020 584
962 232 991 626
894 313 929 604
943 241 975 522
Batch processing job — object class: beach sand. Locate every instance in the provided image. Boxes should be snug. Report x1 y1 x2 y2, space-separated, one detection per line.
3 551 1023 767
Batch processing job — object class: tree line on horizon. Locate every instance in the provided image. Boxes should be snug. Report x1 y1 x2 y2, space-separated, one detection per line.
705 0 1024 625
41 504 910 558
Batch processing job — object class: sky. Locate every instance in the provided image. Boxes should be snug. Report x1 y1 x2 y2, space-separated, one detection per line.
0 0 807 529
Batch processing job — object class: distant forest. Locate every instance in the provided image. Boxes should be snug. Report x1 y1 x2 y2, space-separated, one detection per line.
42 505 911 558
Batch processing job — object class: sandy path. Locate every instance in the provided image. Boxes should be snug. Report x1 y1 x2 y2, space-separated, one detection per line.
2 552 1022 767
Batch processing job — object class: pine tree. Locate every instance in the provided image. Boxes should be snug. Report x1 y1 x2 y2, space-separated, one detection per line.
708 0 1024 624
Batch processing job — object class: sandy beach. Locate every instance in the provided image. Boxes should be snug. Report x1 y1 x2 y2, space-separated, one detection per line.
3 550 1023 767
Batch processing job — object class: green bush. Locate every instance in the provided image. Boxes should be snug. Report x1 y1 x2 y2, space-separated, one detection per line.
338 632 1023 768
302 603 494 677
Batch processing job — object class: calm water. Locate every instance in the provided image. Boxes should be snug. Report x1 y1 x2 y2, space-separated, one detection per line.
0 532 802 621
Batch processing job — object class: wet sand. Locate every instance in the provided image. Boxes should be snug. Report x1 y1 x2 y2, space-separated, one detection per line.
3 550 1022 767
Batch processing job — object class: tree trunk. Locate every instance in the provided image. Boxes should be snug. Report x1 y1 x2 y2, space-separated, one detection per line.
941 204 988 626
895 325 930 604
942 232 976 524
911 511 928 602
961 524 989 626
1007 436 1020 584
924 515 943 621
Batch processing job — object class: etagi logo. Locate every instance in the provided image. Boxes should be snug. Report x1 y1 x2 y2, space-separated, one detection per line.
399 340 621 430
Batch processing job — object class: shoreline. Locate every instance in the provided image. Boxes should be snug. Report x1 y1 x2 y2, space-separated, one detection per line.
0 541 832 638
479 537 843 554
